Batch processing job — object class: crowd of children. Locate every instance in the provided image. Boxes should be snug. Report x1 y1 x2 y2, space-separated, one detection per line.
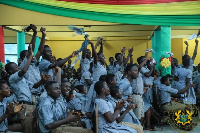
0 24 199 133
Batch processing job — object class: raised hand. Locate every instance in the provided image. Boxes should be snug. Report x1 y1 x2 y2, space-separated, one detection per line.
121 47 126 54
41 73 51 82
71 51 78 57
40 27 46 35
28 44 34 57
184 41 188 45
128 47 133 54
14 102 23 113
195 39 199 44
30 24 37 33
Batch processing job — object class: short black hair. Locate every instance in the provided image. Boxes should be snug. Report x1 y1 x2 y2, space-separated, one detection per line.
106 74 115 84
137 56 146 64
160 76 169 84
5 62 15 74
99 75 107 81
45 80 58 90
125 63 138 73
115 53 121 59
182 55 190 67
94 81 105 95
0 80 7 90
75 85 84 93
20 50 28 60
109 57 114 60
109 85 120 98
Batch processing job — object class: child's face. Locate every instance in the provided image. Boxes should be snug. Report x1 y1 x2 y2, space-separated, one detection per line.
48 83 61 99
43 47 53 61
155 71 160 77
61 82 71 97
111 77 118 86
0 83 11 97
129 66 138 78
82 86 87 95
116 54 121 61
86 49 91 59
103 82 110 96
109 58 114 64
116 89 122 99
165 78 171 86
98 53 106 64
10 63 20 74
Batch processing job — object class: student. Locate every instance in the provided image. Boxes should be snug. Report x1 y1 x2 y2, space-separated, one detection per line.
20 27 50 104
109 85 143 133
0 80 23 132
184 39 199 72
80 62 93 91
108 57 115 74
38 80 93 133
38 45 78 79
90 40 107 83
5 44 35 133
128 63 145 122
159 75 195 111
175 55 196 104
94 81 137 133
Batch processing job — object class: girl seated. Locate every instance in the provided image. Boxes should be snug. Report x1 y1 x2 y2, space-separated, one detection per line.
94 81 137 133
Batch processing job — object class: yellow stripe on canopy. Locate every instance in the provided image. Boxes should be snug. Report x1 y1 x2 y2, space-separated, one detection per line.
24 0 200 15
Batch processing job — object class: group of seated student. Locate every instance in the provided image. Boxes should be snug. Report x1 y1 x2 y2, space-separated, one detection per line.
0 24 199 133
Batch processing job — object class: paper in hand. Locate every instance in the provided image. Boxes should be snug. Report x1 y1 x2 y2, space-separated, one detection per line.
187 34 197 41
68 25 89 37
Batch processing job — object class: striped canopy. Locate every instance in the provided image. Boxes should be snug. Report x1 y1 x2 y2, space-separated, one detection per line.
0 0 200 25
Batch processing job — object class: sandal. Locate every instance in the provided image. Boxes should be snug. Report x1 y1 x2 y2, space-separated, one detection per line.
145 126 151 130
151 126 156 131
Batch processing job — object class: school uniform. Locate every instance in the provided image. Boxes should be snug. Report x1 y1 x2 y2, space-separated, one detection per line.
67 92 92 129
95 98 137 133
118 78 133 100
9 71 34 133
38 58 53 78
108 64 115 74
131 73 145 119
39 96 92 133
80 71 93 91
0 100 8 132
81 58 93 73
114 64 124 83
175 67 196 104
84 84 96 113
159 84 186 111
20 57 44 104
92 62 107 83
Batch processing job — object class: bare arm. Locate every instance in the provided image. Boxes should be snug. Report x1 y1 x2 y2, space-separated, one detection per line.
184 41 189 55
29 24 37 52
18 44 33 77
35 27 46 60
48 52 77 69
192 39 199 61
90 41 98 65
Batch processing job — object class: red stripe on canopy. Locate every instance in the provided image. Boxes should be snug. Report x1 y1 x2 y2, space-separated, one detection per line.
57 0 197 5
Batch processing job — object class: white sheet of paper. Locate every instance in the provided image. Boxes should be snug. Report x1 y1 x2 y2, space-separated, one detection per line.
187 34 197 41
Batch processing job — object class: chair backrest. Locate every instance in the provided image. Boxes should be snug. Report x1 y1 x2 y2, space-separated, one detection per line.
92 103 99 133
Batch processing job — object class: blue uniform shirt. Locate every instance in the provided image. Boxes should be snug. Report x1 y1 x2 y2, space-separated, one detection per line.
9 71 32 102
0 100 8 132
38 59 53 78
39 96 67 133
159 84 178 104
